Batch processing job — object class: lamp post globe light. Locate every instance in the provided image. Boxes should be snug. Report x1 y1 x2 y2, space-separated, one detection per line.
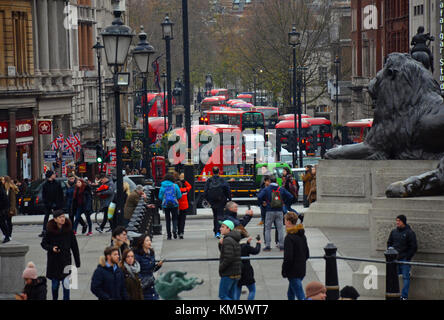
132 26 155 179
288 25 303 168
161 14 174 130
101 3 134 227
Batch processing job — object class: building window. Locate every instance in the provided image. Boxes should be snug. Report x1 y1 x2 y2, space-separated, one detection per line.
12 11 28 75
78 23 94 70
319 66 327 82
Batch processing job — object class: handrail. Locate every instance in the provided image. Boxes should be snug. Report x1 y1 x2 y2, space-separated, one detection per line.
156 255 444 268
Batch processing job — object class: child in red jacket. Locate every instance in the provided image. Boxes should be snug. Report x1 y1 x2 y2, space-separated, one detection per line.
177 173 192 239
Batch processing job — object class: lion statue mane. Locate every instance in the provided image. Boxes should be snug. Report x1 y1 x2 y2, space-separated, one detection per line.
326 52 444 161
325 53 444 197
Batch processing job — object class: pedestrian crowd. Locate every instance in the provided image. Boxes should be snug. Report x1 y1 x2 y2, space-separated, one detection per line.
10 164 418 301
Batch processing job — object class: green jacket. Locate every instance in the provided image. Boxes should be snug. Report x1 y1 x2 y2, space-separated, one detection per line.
218 230 242 277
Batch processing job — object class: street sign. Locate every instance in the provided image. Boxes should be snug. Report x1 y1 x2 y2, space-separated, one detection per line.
62 150 74 161
44 151 57 162
84 149 97 163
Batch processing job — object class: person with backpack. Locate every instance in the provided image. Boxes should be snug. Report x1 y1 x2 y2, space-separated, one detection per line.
204 167 231 239
257 176 294 251
158 174 182 240
282 168 303 223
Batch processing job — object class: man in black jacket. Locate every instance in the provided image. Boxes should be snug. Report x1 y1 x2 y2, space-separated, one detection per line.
387 215 417 300
218 220 241 300
222 201 253 228
282 212 309 300
203 167 231 239
91 246 128 300
40 170 65 237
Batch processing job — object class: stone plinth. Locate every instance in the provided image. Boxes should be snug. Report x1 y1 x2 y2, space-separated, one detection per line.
353 196 444 299
304 160 439 228
0 241 29 300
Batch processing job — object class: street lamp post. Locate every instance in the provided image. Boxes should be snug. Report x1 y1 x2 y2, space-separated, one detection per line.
334 55 341 139
101 3 134 226
182 0 195 214
289 25 303 168
92 37 104 173
161 14 174 130
132 26 155 179
161 72 167 135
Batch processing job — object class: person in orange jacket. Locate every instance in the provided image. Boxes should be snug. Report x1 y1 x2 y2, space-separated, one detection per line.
177 173 192 239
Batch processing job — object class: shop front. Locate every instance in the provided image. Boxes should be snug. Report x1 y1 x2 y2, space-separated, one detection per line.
0 119 35 180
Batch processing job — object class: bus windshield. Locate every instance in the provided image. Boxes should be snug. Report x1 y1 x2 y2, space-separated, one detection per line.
242 112 264 130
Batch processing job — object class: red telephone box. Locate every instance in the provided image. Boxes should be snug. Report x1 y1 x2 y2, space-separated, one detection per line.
151 156 166 184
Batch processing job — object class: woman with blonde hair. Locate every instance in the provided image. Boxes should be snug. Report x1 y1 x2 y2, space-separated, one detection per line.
1 176 18 243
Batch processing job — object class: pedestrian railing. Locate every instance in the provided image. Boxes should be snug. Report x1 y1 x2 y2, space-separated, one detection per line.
156 243 444 300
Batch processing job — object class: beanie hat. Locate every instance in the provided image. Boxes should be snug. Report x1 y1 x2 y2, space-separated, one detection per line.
305 281 327 298
22 262 38 280
340 286 360 300
396 215 407 225
45 170 54 179
53 209 64 219
221 220 234 231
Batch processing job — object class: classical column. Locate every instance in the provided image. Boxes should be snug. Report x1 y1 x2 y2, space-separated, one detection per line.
32 0 40 74
37 0 49 74
32 109 40 180
48 0 60 73
8 109 17 179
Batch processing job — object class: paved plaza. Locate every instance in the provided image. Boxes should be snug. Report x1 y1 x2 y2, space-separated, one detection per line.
5 205 382 300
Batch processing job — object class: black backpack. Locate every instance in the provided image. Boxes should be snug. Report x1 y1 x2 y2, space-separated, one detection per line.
207 178 225 202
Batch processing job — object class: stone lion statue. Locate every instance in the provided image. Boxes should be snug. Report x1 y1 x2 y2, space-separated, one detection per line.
154 271 204 300
325 53 444 197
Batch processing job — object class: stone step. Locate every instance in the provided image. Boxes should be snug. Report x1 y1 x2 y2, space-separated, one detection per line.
372 196 444 212
304 202 370 228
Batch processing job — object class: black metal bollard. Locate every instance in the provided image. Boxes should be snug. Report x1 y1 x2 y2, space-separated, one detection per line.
324 243 339 300
385 247 401 300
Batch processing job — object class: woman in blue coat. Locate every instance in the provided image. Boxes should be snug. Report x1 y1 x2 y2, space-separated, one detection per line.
158 174 182 240
134 234 164 300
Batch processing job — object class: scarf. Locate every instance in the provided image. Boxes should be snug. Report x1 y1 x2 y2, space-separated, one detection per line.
124 261 141 279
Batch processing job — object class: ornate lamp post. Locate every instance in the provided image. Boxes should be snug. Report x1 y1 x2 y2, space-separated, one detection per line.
288 25 303 168
101 2 134 225
334 55 341 140
161 71 167 134
132 26 155 179
92 37 104 173
161 14 174 130
182 0 195 214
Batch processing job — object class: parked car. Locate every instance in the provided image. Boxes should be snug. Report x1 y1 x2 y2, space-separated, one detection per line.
19 178 68 215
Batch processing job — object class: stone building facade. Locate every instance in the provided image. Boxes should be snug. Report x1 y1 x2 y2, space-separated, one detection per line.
0 0 40 180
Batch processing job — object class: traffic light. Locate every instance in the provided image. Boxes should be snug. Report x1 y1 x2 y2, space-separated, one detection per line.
96 145 103 163
300 139 307 151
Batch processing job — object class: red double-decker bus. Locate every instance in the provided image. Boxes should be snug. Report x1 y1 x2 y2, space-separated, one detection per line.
202 110 266 132
275 119 311 147
236 93 253 104
344 118 373 143
253 107 279 129
167 124 242 180
304 117 333 149
200 96 227 111
278 113 311 121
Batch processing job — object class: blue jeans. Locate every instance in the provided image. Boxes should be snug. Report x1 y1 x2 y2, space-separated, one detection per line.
397 261 411 299
234 283 256 300
219 277 239 300
287 278 305 300
52 279 70 300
